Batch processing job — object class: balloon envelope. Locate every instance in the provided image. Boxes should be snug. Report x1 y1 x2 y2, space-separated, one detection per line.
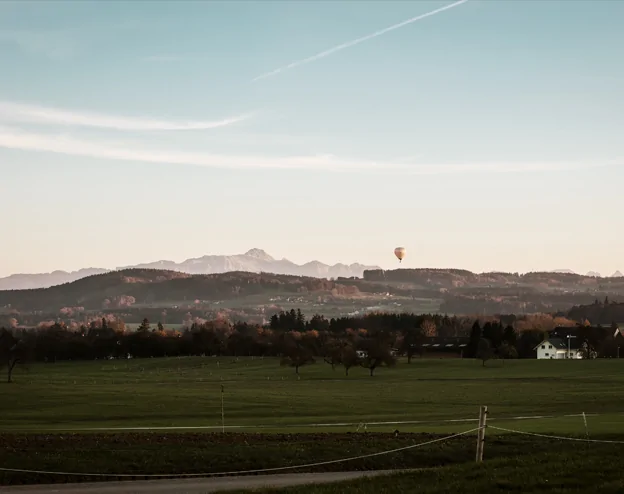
394 247 406 261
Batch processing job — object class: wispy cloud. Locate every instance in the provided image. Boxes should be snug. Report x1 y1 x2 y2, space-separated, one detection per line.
252 0 469 82
0 125 613 175
0 101 253 131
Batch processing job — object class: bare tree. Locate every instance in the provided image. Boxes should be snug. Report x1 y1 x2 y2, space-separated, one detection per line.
497 342 518 366
578 341 597 359
399 326 425 364
323 338 343 371
341 344 361 376
359 334 396 377
280 343 315 377
0 329 31 383
476 338 493 367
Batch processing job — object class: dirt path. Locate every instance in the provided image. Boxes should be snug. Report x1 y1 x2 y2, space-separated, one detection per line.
0 470 395 493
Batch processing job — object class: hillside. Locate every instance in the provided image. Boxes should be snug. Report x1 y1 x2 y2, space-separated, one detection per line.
363 268 624 290
0 249 379 290
2 267 624 323
0 268 108 291
0 269 340 312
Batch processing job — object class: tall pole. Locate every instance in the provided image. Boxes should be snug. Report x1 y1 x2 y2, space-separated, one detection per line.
568 335 570 359
221 384 225 433
475 405 487 462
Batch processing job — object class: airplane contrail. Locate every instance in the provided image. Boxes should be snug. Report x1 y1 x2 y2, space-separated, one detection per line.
252 0 469 82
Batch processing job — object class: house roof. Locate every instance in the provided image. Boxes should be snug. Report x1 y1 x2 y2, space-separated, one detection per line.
534 337 580 351
550 327 580 338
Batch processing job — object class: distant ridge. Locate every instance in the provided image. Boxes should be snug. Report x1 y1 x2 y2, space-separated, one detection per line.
0 268 108 291
0 249 380 290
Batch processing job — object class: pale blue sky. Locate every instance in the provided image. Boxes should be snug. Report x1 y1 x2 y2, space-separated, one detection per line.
1 0 623 277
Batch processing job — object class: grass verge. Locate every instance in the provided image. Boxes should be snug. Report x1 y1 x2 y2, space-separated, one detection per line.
234 447 624 493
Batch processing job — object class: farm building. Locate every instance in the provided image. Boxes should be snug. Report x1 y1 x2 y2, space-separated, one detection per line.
413 337 469 358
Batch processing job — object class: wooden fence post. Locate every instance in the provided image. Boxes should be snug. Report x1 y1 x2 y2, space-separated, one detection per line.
475 405 488 462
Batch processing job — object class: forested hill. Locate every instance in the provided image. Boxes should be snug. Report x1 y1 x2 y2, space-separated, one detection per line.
363 268 624 290
568 301 624 325
0 269 338 311
1 268 624 318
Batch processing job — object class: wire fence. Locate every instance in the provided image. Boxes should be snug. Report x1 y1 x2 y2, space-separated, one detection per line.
1 409 624 480
0 428 479 478
487 425 624 444
1 410 612 432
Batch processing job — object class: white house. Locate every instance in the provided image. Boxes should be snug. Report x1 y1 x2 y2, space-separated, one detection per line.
534 337 582 359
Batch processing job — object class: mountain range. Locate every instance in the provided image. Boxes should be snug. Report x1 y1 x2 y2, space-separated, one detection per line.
0 249 380 290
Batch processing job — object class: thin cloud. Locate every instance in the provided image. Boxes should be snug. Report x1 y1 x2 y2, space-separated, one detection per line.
0 101 253 131
252 0 469 82
0 125 612 175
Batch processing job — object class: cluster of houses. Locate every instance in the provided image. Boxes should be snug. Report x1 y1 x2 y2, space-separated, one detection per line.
402 325 622 360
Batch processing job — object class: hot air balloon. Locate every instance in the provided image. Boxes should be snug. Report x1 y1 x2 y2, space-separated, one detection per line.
394 247 406 263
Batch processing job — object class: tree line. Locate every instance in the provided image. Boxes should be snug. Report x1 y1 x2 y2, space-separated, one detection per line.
1 309 622 383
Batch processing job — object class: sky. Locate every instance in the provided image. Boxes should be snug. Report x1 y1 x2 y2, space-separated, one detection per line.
1 0 623 277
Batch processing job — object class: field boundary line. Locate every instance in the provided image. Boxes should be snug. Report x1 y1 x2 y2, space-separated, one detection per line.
0 428 479 478
10 411 604 432
488 425 624 444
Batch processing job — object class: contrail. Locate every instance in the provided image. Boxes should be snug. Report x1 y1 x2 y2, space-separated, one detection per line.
252 0 469 82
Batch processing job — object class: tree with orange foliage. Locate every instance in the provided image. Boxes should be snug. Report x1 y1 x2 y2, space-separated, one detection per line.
420 319 437 337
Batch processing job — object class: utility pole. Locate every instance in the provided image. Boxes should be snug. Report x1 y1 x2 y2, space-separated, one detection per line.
475 405 488 462
567 334 577 359
221 384 225 433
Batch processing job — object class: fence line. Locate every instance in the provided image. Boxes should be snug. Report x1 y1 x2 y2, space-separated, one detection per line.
3 412 624 480
10 411 604 433
0 428 479 478
487 425 624 444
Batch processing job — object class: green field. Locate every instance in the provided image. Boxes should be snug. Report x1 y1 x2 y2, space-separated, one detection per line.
2 358 624 487
3 357 624 433
237 449 624 494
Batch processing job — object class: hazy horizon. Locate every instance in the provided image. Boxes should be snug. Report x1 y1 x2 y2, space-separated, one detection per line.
2 0 623 279
0 246 621 278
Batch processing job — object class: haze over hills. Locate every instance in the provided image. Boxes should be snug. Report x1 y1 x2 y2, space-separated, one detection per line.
0 268 109 291
0 249 380 290
1 249 622 292
2 266 624 323
551 269 624 278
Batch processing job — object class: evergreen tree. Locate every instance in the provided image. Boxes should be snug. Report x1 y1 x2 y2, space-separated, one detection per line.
466 320 481 358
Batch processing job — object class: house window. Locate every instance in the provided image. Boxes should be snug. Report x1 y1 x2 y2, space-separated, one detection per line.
541 345 545 349
545 353 549 357
548 345 553 349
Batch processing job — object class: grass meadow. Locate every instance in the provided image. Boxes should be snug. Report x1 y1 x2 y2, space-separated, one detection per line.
3 357 624 433
2 357 624 488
